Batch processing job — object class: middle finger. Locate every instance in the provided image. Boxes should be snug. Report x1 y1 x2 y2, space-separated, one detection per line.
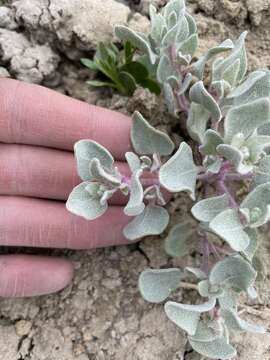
0 143 130 204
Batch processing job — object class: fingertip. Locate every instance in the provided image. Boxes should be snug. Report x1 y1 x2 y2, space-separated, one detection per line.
0 255 74 298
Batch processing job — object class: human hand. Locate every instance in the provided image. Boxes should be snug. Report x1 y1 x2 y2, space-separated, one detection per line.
0 78 134 297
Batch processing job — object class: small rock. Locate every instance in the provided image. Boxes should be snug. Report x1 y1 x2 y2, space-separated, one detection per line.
15 320 32 336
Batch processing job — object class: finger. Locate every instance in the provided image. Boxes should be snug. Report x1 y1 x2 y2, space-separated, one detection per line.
0 79 131 160
0 255 73 297
0 196 131 249
0 143 130 204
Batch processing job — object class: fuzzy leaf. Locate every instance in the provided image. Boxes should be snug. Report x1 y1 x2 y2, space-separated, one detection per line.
162 16 189 47
222 58 240 88
90 159 121 187
139 268 182 303
244 135 270 163
217 144 253 175
185 268 207 280
159 142 197 199
164 222 194 257
115 25 157 64
179 33 198 57
124 170 145 216
224 98 270 143
164 298 216 336
149 5 167 44
210 209 250 251
240 182 270 227
189 334 236 360
157 54 174 83
66 182 107 220
123 205 169 241
131 111 174 156
227 70 270 105
212 31 247 86
125 152 141 173
164 82 176 115
220 308 265 334
74 140 114 181
200 130 224 155
187 103 210 143
191 194 230 223
218 290 237 310
209 256 257 292
252 155 270 189
242 228 258 261
193 39 234 79
204 157 222 174
162 0 185 19
198 280 224 298
189 81 221 122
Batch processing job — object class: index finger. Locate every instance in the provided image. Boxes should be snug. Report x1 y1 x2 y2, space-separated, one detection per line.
0 79 132 160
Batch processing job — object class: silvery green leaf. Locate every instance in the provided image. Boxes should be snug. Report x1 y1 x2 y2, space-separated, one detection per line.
123 205 169 241
187 103 210 143
227 70 270 105
212 31 247 85
90 159 121 187
159 142 197 199
115 26 157 64
176 52 191 66
178 73 192 95
125 152 141 174
211 80 232 98
188 321 221 343
244 134 270 163
216 144 253 175
149 5 167 44
224 98 270 143
167 75 180 88
131 111 175 156
240 182 270 227
162 16 189 48
144 185 166 205
162 0 185 19
191 194 230 223
164 298 216 336
198 280 224 298
193 39 234 79
222 58 240 88
164 82 176 115
139 268 182 303
209 209 250 251
209 256 257 292
242 228 258 261
178 33 198 57
140 156 152 169
157 54 174 83
189 81 221 122
203 156 222 174
100 188 116 206
164 222 194 258
218 290 237 310
124 170 145 216
167 10 177 29
252 155 270 188
189 334 236 360
186 13 197 35
66 182 107 220
220 308 266 334
200 130 224 156
74 140 114 181
185 267 207 280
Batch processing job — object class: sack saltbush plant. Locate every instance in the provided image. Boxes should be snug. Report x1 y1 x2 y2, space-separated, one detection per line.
67 0 270 358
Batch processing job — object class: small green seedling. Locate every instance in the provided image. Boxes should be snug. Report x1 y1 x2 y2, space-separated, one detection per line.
81 42 160 96
68 0 270 358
